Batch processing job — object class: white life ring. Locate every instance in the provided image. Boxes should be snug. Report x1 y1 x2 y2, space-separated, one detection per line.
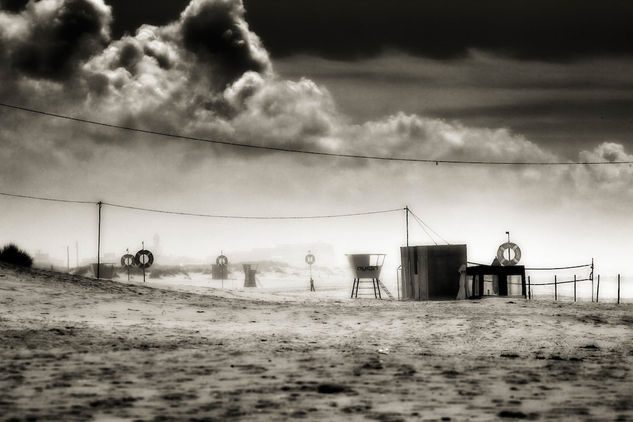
305 254 315 265
496 242 521 266
134 250 154 269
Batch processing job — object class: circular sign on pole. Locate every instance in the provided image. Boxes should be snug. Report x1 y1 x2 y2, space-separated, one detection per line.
496 242 521 266
305 254 316 265
216 255 228 266
306 253 316 292
121 254 135 268
134 250 154 269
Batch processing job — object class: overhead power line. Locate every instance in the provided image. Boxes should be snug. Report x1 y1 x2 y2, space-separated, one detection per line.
409 210 450 245
0 191 94 205
0 190 402 220
2 102 633 166
102 201 403 220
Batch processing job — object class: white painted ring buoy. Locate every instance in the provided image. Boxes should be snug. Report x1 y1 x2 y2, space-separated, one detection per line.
305 254 315 265
134 250 154 269
216 255 228 266
121 254 135 268
496 242 521 266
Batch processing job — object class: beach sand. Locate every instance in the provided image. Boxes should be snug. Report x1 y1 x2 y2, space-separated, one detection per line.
1 263 632 421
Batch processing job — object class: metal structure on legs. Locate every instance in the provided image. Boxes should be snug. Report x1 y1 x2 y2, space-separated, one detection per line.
347 254 386 299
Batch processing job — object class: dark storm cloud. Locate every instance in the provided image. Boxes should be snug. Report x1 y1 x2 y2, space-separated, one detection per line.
180 0 268 86
0 0 111 80
105 0 190 38
0 0 631 193
0 0 28 13
243 0 633 61
273 53 633 158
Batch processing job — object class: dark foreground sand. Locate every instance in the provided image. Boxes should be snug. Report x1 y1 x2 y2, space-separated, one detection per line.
1 263 632 421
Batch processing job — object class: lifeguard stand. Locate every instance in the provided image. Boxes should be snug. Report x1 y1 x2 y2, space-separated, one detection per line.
243 264 257 288
347 254 386 299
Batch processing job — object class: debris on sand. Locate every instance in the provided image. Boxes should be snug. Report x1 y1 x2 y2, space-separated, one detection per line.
316 383 353 394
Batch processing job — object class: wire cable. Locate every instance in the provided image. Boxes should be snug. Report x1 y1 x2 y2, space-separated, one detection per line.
525 264 591 271
102 201 403 220
409 214 438 245
0 191 95 205
0 191 403 219
3 102 633 166
526 278 592 286
467 261 592 271
409 210 450 245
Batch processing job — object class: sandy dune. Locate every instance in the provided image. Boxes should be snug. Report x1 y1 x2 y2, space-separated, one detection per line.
1 263 632 421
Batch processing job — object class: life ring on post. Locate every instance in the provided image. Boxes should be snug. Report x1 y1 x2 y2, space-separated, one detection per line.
496 242 521 266
305 254 315 265
121 254 135 268
216 255 228 266
134 250 154 269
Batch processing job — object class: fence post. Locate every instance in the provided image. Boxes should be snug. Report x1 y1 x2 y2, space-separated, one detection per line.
554 275 557 301
596 275 600 303
528 276 531 300
574 275 577 302
591 258 594 302
618 274 621 304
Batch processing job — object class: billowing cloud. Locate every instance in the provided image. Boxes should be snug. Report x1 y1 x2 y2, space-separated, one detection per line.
0 0 111 80
574 143 633 194
0 0 632 198
180 0 270 86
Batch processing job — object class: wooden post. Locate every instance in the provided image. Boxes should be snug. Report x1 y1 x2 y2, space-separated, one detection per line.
591 258 594 302
596 275 600 303
142 241 146 283
617 274 621 304
405 206 410 301
573 275 577 302
97 201 102 279
528 276 531 300
66 246 70 273
554 275 557 301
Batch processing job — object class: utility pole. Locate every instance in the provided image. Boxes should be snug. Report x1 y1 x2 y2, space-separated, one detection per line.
405 206 409 248
405 206 410 300
97 201 102 279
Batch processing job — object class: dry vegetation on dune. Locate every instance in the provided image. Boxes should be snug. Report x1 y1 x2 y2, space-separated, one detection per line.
0 244 33 268
1 262 633 421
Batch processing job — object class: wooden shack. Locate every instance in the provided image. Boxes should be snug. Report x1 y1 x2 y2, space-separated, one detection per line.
399 245 467 300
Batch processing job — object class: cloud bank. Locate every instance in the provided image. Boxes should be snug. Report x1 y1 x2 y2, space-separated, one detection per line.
0 0 632 197
243 0 633 62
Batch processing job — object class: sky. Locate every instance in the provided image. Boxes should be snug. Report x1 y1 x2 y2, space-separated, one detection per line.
0 0 632 278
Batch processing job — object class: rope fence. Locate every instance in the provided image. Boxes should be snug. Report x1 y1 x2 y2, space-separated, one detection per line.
526 271 627 304
468 260 629 304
